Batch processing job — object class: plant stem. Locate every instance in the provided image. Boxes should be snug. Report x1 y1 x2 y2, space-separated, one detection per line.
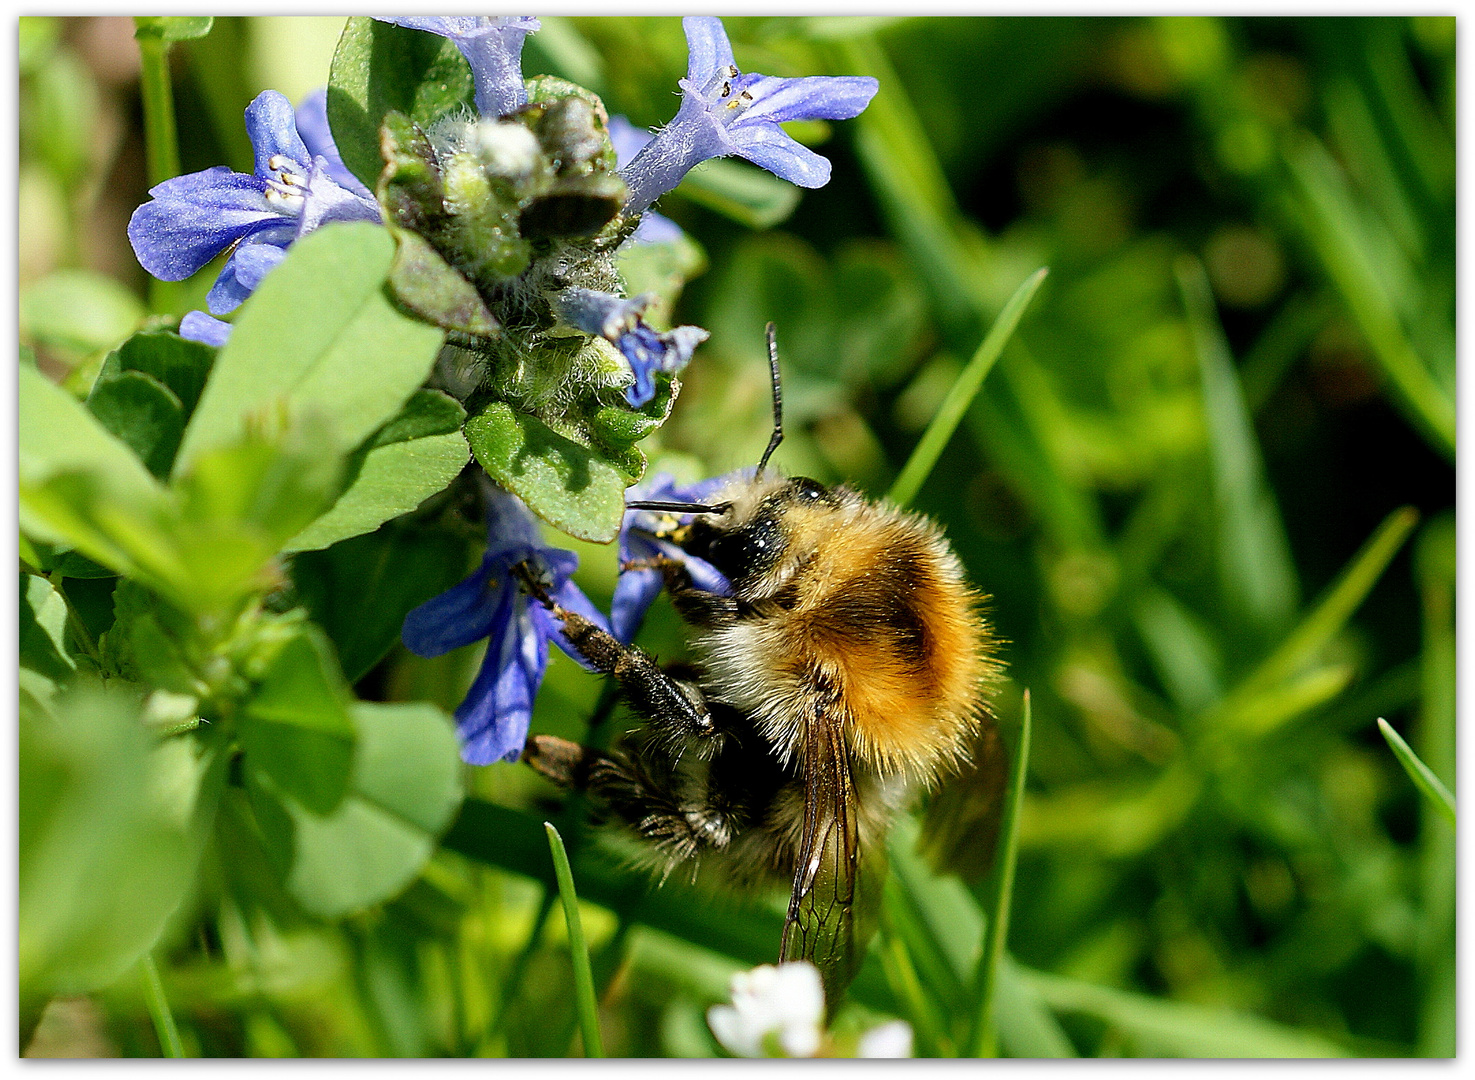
141 953 185 1058
136 32 180 186
545 822 604 1057
969 689 1032 1057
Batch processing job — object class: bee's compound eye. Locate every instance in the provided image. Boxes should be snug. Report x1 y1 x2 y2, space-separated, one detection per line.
789 477 831 503
708 513 783 579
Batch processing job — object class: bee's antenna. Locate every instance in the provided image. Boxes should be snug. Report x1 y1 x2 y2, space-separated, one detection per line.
756 321 783 476
626 499 728 515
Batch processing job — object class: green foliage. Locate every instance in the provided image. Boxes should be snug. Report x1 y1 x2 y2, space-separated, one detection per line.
466 402 632 543
20 682 223 998
327 17 476 191
18 13 1453 1061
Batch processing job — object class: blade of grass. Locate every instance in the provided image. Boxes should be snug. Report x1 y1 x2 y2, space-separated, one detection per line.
1016 965 1350 1057
545 822 604 1058
1282 134 1454 458
140 953 185 1058
968 689 1031 1057
1220 505 1417 714
825 33 989 342
1377 718 1454 826
1240 291 1334 414
889 268 1048 508
1413 512 1455 1054
1177 254 1299 638
877 889 954 1057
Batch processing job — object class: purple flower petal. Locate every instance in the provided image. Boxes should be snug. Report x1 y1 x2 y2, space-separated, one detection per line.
729 123 832 188
455 590 544 765
618 16 874 214
737 74 879 125
204 229 293 315
178 311 231 347
126 168 275 281
293 87 373 198
245 90 311 178
402 561 502 658
682 16 735 87
376 16 540 117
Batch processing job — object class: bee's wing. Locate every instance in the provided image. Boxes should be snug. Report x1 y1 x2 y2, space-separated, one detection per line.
779 713 860 1002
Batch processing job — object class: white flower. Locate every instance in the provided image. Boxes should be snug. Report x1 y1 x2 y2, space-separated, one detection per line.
707 961 826 1057
857 1020 914 1058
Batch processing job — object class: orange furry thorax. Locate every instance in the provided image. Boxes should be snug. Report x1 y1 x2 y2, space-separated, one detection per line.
696 486 1002 784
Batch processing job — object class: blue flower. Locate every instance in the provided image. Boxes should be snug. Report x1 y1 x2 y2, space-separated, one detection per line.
178 311 231 347
377 16 540 118
612 471 740 644
554 288 709 408
401 484 610 765
608 116 684 245
619 16 879 214
127 89 380 316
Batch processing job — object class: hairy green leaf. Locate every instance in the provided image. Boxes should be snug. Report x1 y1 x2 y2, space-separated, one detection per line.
465 401 631 543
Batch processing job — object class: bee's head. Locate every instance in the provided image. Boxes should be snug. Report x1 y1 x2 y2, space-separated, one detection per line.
674 476 838 592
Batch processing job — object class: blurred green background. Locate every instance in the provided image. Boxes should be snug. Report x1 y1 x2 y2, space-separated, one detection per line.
19 15 1454 1057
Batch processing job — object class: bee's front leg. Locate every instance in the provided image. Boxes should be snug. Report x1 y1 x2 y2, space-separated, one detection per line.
621 556 738 629
514 561 716 742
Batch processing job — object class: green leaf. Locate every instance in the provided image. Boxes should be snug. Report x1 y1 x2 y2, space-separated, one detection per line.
19 270 144 362
20 684 224 997
368 388 467 448
465 401 630 543
327 16 477 192
255 702 464 920
241 628 356 816
133 16 214 42
293 523 472 684
18 363 174 579
889 267 1048 508
1283 134 1455 459
970 689 1031 1057
97 330 216 418
1176 255 1298 638
285 389 468 553
546 823 605 1057
385 226 499 338
86 370 186 480
19 574 76 681
286 432 469 554
19 363 168 513
1377 718 1455 826
173 223 445 475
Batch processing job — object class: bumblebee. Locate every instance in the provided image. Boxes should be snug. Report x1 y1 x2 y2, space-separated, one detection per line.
520 325 1004 998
